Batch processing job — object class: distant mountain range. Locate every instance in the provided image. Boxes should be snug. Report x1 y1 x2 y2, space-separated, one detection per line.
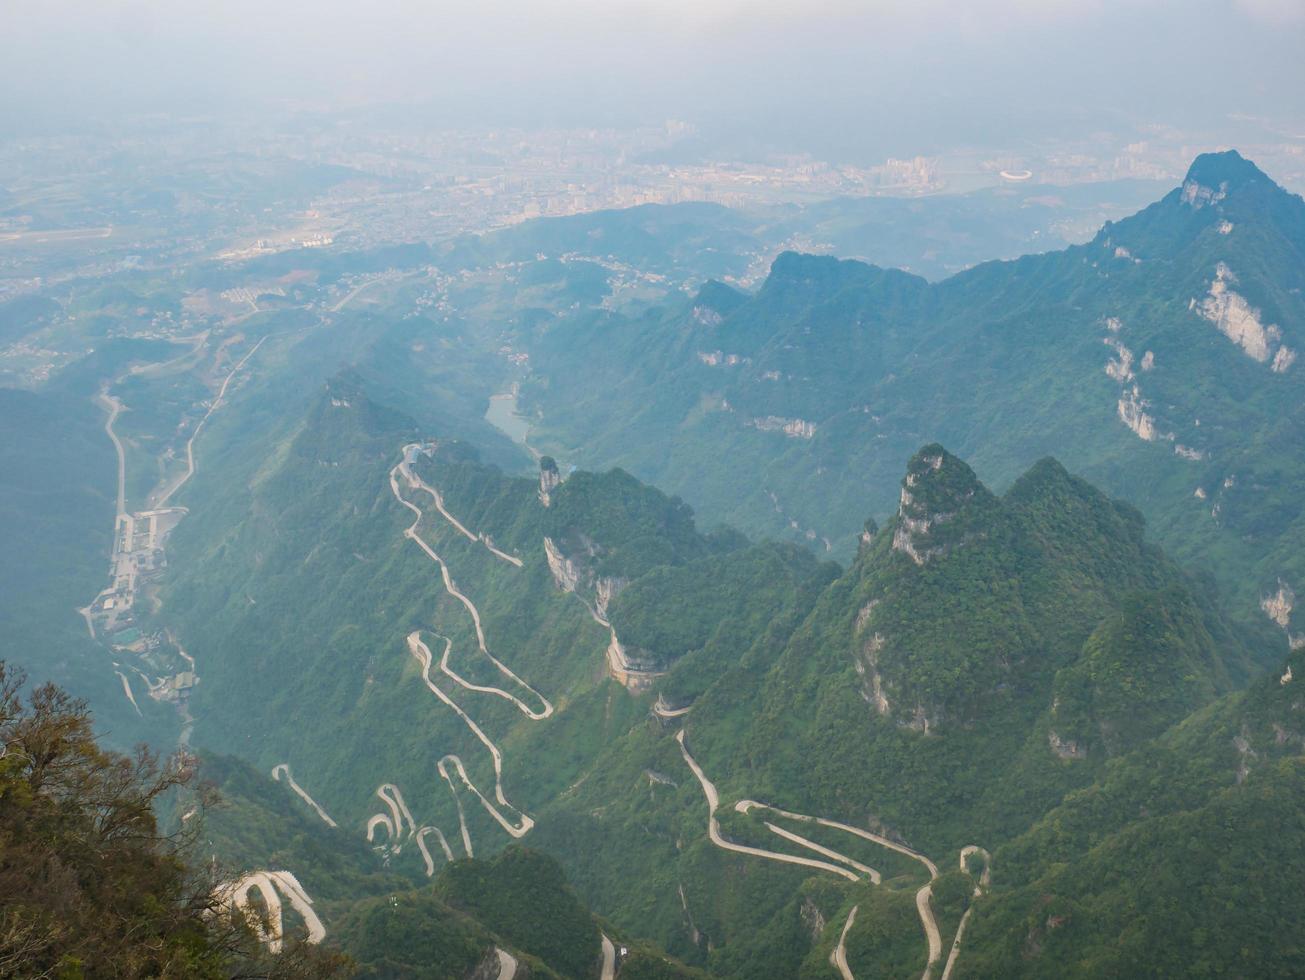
521 151 1305 649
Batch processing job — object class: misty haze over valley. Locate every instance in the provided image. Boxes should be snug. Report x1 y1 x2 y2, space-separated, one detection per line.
2 2 1305 977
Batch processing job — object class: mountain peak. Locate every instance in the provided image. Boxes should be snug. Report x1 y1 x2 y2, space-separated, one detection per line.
891 444 993 565
762 251 879 292
689 279 746 321
901 444 984 502
1180 150 1271 206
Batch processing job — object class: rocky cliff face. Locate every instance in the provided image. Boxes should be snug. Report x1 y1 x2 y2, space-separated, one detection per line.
890 445 992 566
538 456 562 507
1262 580 1305 650
543 536 581 593
543 532 654 691
1195 262 1296 372
543 534 627 618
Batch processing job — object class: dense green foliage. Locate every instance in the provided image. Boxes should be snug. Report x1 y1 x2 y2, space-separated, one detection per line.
332 891 493 980
146 369 1289 976
436 848 600 978
0 663 346 979
959 644 1305 976
331 847 622 980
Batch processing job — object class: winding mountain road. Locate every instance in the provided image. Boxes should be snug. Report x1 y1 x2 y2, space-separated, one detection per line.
399 444 524 567
217 870 325 953
406 633 538 842
940 846 992 980
600 934 616 980
365 782 459 877
759 821 882 882
734 801 892 885
678 732 959 979
390 463 551 717
832 905 859 980
416 824 455 875
271 764 338 828
734 801 943 977
676 731 858 882
392 438 970 975
155 335 266 510
389 450 556 854
376 783 418 841
653 695 692 719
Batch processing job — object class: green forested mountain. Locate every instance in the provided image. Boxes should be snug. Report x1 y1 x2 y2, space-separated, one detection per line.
960 640 1305 977
519 151 1305 650
526 444 1271 976
8 149 1305 977
135 358 1290 975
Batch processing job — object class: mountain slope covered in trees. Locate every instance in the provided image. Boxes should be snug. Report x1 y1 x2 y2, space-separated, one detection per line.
147 366 1290 974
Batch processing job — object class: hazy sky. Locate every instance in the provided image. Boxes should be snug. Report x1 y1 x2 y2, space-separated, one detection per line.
3 0 1304 157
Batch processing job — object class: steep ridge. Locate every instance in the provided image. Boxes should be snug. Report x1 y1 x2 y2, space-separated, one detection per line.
532 445 1257 975
163 377 767 850
520 151 1305 647
150 368 1278 975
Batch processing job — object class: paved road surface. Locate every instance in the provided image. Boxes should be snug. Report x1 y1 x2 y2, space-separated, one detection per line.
218 870 325 952
496 947 518 980
677 731 858 881
600 934 616 980
271 764 338 828
940 846 992 980
400 445 524 567
98 392 127 517
390 463 552 717
832 905 859 980
156 336 265 509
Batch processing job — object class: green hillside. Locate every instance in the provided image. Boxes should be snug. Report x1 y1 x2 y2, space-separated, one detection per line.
137 344 1287 974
